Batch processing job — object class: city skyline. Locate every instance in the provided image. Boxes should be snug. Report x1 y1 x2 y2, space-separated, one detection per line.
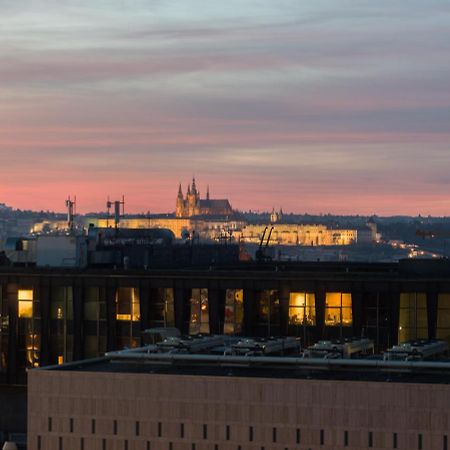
1 1 450 215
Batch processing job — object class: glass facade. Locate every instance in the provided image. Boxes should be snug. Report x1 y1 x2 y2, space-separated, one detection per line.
149 288 175 328
224 289 243 335
189 289 209 334
17 287 40 369
436 294 450 344
116 288 141 349
398 292 428 342
0 286 7 374
50 286 74 365
288 292 316 326
325 293 352 326
84 287 107 359
256 290 280 335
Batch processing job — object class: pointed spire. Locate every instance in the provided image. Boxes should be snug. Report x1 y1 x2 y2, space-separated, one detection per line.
206 184 210 200
191 176 197 194
178 183 183 198
187 184 191 195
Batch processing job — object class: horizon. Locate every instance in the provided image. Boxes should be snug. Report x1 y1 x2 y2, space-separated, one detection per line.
1 1 449 216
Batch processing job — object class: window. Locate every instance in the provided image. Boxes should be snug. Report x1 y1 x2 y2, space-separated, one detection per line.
146 442 150 450
81 438 84 450
124 441 128 450
399 293 427 342
393 433 398 449
190 289 209 334
296 428 301 444
289 293 316 325
102 439 106 450
226 425 230 441
320 429 324 445
48 417 52 432
191 444 196 450
18 289 33 318
113 420 117 435
37 436 41 450
149 288 175 328
92 419 96 434
437 294 450 344
203 424 208 439
59 437 63 450
69 418 74 433
273 427 277 443
418 434 422 450
344 430 348 447
158 422 162 437
84 287 107 358
249 426 253 441
224 289 244 334
368 431 373 448
136 421 140 436
325 293 352 326
168 443 172 450
116 288 140 321
180 423 184 438
444 435 448 450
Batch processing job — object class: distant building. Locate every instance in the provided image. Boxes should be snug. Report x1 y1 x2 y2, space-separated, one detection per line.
236 223 358 246
176 178 234 218
270 207 283 223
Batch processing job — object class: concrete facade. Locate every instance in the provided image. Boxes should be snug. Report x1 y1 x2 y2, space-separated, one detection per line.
28 368 450 450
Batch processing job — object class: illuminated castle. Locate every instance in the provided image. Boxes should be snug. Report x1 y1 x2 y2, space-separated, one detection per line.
176 178 234 218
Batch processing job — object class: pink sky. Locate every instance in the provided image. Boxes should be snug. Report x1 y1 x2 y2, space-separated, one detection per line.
1 1 450 216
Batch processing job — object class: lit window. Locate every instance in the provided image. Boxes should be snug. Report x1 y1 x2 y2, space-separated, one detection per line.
116 288 140 322
289 293 316 325
224 289 243 334
325 293 352 326
189 289 209 334
18 289 33 318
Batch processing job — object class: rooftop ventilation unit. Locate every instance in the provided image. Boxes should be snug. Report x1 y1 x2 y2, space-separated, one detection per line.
157 335 224 353
383 339 449 361
231 337 301 356
303 338 374 359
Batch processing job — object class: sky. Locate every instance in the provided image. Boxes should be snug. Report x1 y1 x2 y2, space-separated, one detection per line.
1 0 450 215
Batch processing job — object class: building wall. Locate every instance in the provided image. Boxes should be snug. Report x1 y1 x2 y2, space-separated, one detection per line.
237 224 358 246
3 262 450 384
28 369 450 450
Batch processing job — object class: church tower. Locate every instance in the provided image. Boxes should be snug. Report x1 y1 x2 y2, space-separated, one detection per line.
175 183 184 218
187 177 200 216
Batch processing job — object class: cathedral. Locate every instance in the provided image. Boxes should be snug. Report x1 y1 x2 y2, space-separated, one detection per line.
176 178 235 218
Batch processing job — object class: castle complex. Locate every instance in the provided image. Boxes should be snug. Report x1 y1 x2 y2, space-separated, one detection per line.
175 178 234 218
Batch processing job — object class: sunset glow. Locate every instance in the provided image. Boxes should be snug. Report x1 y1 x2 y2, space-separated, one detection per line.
1 1 450 215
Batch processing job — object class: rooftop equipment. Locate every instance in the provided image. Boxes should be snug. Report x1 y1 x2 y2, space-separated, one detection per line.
383 339 449 361
157 335 225 353
303 338 374 359
231 337 301 356
65 196 76 231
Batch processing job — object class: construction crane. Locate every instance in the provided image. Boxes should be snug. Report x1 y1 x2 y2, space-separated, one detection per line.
255 226 274 262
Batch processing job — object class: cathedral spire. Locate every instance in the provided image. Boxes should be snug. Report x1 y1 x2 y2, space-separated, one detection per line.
178 183 183 198
191 177 197 195
187 184 191 195
206 184 210 200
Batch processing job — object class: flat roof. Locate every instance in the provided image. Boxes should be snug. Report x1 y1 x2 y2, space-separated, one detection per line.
39 352 450 386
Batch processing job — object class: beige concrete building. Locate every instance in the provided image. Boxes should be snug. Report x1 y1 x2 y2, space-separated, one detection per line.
29 353 450 450
236 224 358 246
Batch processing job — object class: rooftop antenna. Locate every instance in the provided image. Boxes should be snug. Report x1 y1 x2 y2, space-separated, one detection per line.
106 195 125 229
65 196 76 231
